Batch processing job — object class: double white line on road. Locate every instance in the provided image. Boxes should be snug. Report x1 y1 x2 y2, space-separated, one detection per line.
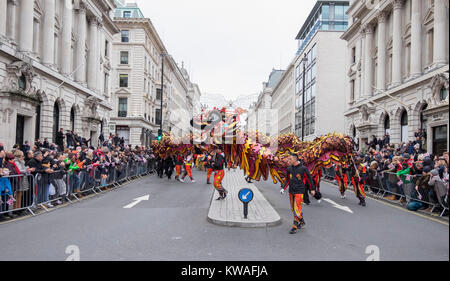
123 195 150 209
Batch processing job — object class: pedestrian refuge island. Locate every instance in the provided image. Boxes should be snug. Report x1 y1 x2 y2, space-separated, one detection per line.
207 170 281 227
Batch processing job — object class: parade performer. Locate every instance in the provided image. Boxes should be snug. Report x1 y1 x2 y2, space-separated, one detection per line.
163 155 174 180
174 153 184 182
205 153 214 185
335 164 349 199
280 154 316 234
181 152 196 183
212 148 228 200
350 157 367 206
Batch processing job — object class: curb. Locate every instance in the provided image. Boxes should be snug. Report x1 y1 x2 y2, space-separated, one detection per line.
206 185 282 228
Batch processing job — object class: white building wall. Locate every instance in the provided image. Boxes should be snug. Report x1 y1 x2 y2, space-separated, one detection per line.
315 32 347 136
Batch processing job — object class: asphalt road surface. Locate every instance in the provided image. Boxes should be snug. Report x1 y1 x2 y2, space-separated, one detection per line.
0 170 448 261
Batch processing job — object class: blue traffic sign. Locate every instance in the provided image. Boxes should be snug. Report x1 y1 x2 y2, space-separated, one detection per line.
238 188 254 203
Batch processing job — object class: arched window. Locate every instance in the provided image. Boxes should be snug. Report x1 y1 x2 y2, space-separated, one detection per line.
70 107 75 132
53 102 60 142
440 87 448 101
401 110 408 143
18 75 26 90
35 103 41 140
384 115 390 135
420 103 428 132
352 125 356 138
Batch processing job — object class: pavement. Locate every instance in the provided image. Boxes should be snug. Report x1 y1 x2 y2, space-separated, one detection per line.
0 169 448 261
207 168 281 227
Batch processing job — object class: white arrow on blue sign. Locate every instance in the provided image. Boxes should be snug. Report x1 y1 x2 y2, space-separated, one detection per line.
238 188 254 203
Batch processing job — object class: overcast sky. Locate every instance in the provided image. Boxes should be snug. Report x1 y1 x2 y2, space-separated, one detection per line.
134 0 316 99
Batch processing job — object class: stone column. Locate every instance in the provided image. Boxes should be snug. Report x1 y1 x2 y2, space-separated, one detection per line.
6 0 17 42
87 17 98 91
61 0 73 76
75 5 87 84
0 0 7 38
433 0 449 66
33 19 40 56
364 24 374 97
19 0 34 54
97 21 104 93
377 12 387 91
355 32 362 100
410 0 422 77
359 30 366 99
42 0 55 67
391 0 404 87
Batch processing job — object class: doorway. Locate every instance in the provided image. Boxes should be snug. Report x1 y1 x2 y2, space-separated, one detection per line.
433 125 447 156
15 115 25 146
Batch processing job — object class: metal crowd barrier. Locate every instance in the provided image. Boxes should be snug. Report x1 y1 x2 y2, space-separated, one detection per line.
1 160 155 218
0 174 36 216
322 167 449 217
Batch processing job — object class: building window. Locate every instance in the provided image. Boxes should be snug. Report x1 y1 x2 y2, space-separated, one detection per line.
121 30 129 43
384 115 390 135
53 102 60 142
119 74 129 88
427 30 434 65
18 75 26 90
351 47 356 64
156 88 162 100
70 107 75 132
120 51 129 64
350 80 355 102
440 87 448 101
322 5 330 20
105 40 109 57
334 5 345 21
401 110 408 143
123 11 131 18
118 98 128 117
104 73 109 94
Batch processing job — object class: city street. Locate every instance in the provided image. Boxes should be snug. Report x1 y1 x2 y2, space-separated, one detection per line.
0 170 448 261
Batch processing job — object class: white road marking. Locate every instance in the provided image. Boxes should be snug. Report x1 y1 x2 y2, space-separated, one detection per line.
123 195 150 209
323 198 354 214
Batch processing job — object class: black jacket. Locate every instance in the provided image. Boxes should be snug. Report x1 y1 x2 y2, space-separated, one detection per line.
55 131 65 145
283 164 316 195
213 153 225 171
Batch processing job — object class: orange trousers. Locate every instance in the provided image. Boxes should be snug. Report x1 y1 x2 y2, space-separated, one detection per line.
213 170 225 191
206 168 213 182
182 165 193 179
175 165 182 178
335 173 348 195
289 193 304 229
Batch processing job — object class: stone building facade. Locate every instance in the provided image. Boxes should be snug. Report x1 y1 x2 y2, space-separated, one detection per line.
0 0 120 149
271 61 295 135
342 0 449 154
109 1 197 146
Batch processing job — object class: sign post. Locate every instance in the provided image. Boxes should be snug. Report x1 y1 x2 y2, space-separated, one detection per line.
238 188 254 219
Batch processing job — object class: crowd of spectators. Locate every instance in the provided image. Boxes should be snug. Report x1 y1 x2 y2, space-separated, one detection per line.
0 129 155 221
353 130 448 215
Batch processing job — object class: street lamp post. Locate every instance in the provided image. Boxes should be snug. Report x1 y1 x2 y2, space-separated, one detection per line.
301 53 308 141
